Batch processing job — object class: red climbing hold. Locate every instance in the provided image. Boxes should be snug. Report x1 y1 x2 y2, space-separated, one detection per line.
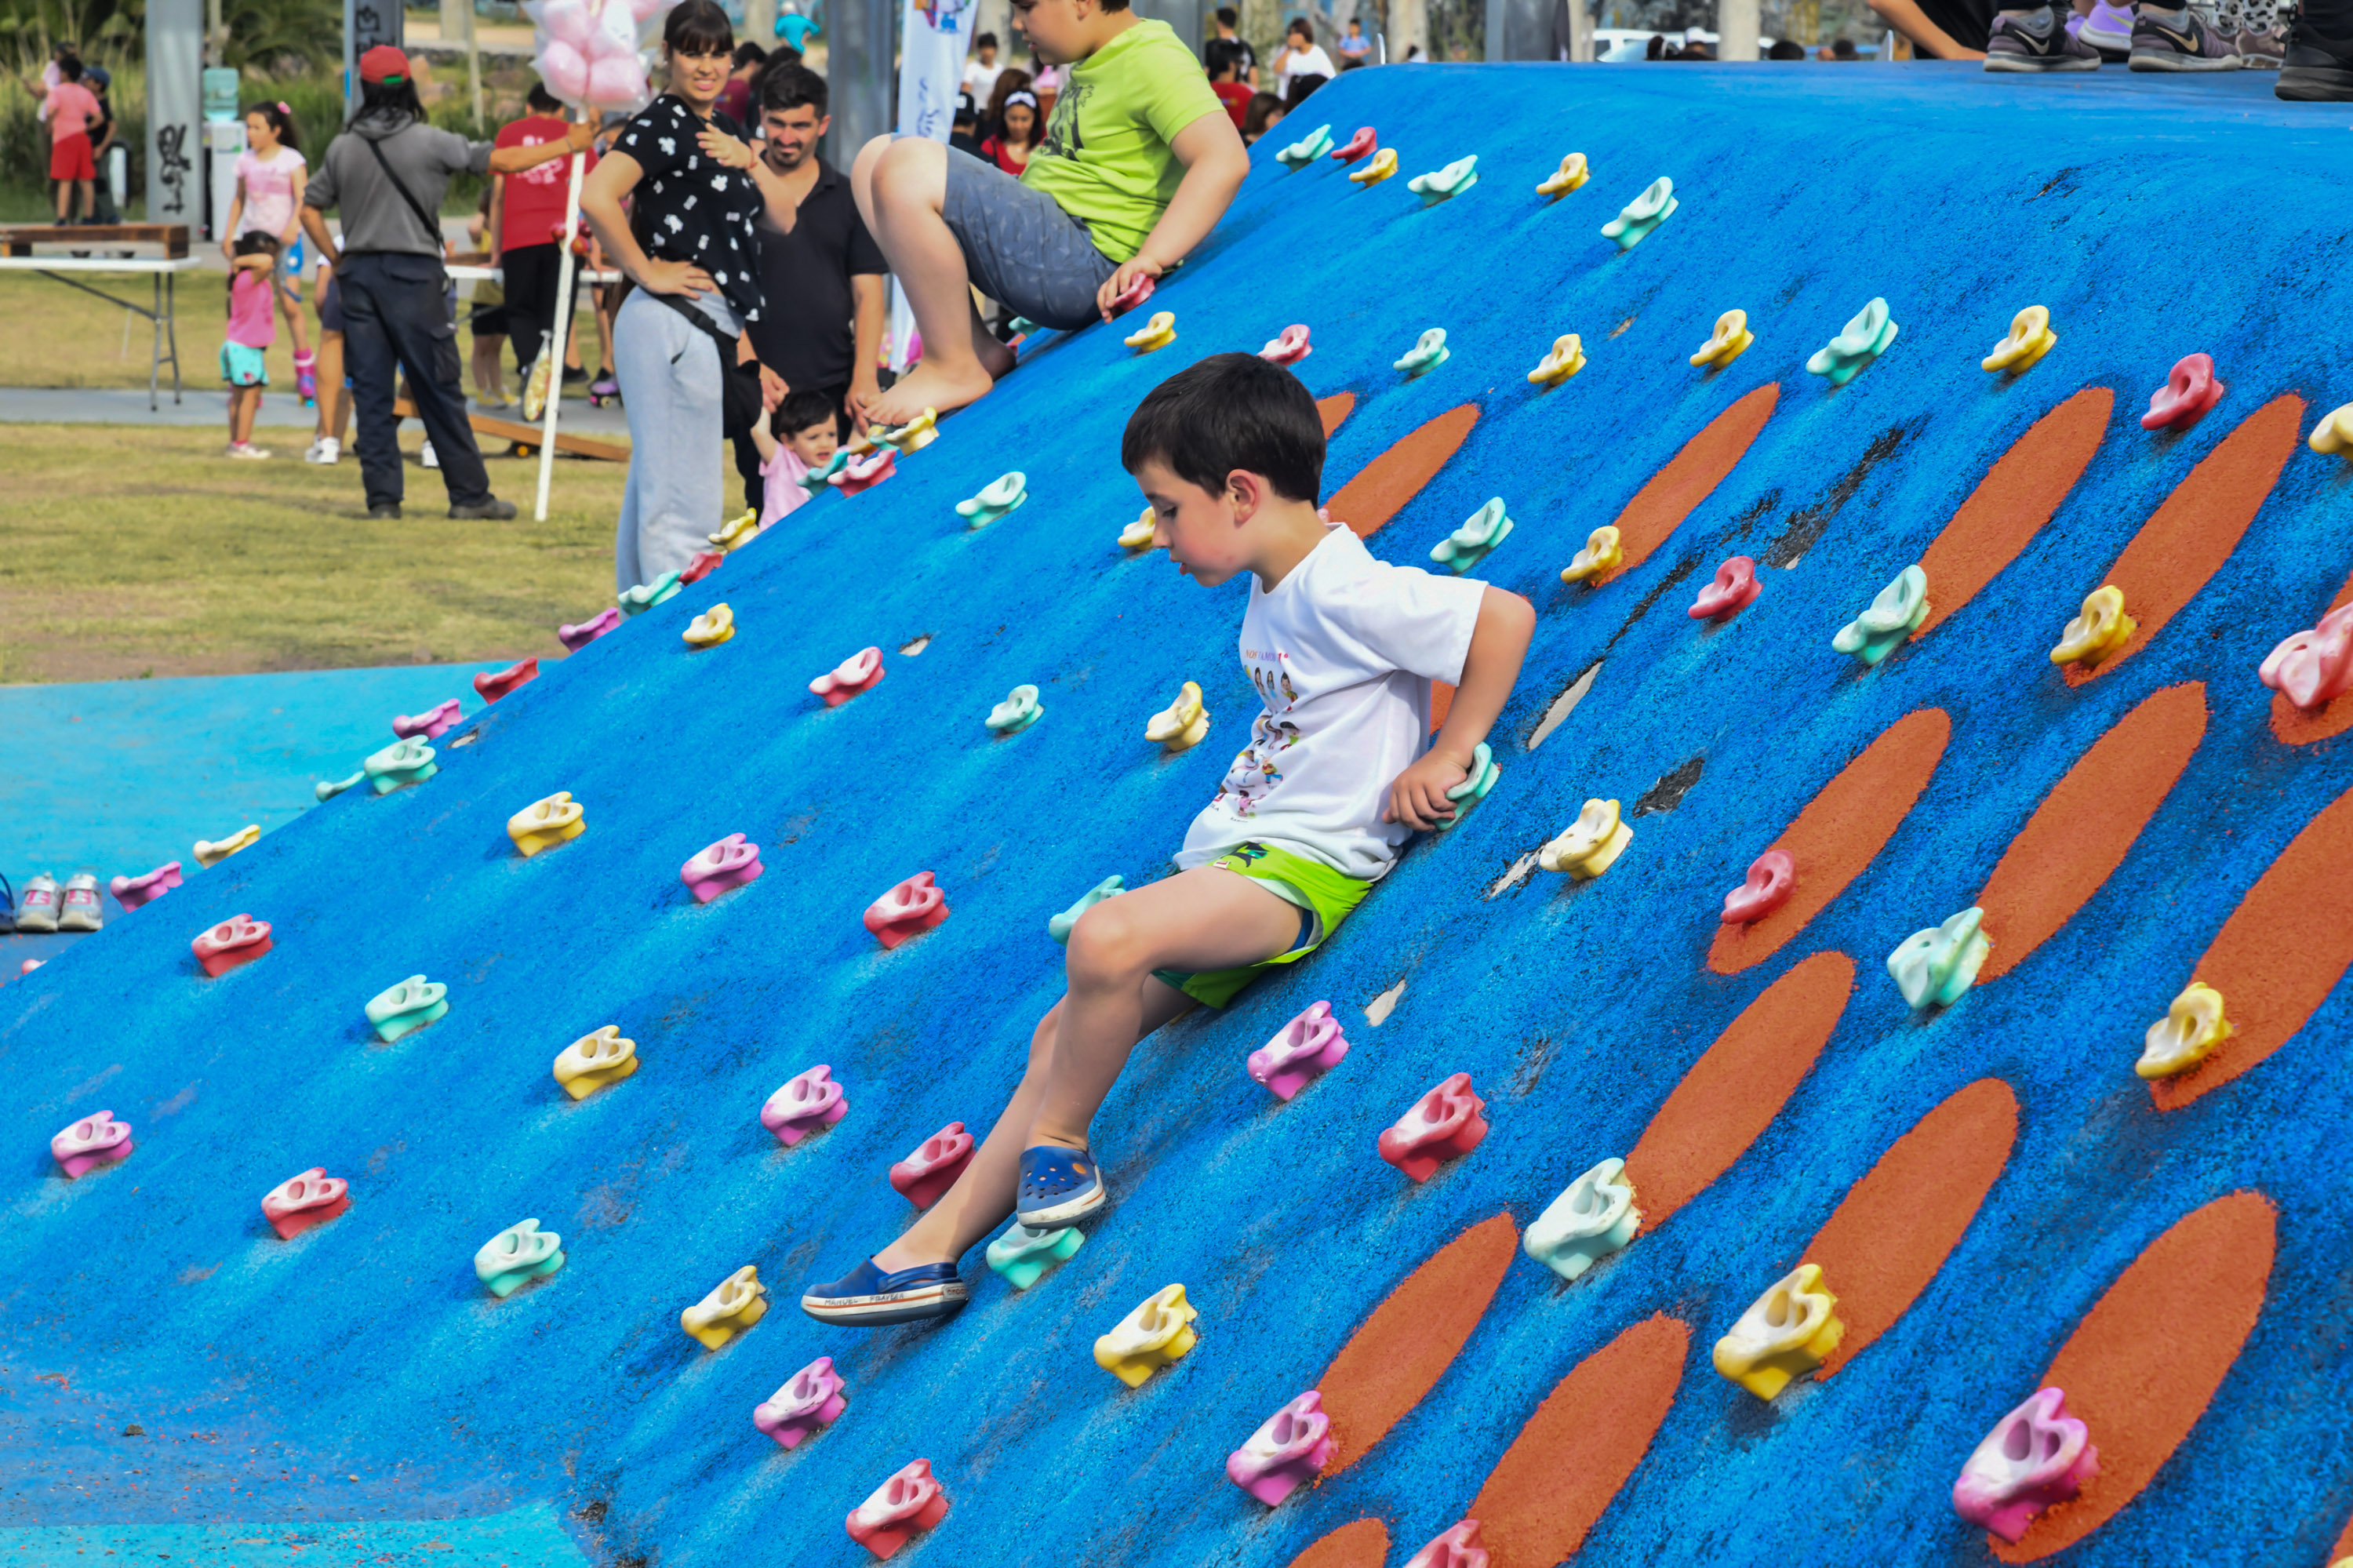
678 550 726 586
2260 602 2353 711
845 1458 950 1561
1260 323 1313 366
865 871 951 950
472 658 540 703
1689 556 1762 620
1106 271 1155 317
2140 353 2225 431
191 914 274 977
831 448 896 496
1332 126 1377 162
261 1168 351 1240
1403 1519 1487 1568
889 1122 976 1208
1377 1072 1489 1182
810 646 887 707
1720 849 1795 925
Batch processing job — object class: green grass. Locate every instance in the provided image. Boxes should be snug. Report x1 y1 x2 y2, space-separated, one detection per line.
0 421 628 683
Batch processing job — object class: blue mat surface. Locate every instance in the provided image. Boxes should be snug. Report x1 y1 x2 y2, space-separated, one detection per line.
5 60 2353 1568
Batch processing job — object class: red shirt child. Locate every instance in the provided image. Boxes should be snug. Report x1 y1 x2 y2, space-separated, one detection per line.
495 114 598 251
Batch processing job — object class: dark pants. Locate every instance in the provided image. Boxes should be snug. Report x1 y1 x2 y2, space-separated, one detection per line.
338 252 491 511
730 381 849 513
502 241 581 373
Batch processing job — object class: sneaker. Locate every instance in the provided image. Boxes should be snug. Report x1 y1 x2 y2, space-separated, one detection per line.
2237 22 2287 64
588 373 620 406
522 355 555 423
305 436 340 464
58 873 103 933
16 873 60 933
449 497 518 521
561 364 587 384
2131 5 2243 67
2078 0 2136 54
799 1257 969 1326
420 438 440 471
1015 1145 1107 1229
225 442 271 460
2278 18 2353 92
1987 6 2105 68
368 502 404 519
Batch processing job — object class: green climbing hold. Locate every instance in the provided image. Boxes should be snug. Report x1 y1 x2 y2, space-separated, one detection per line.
1275 123 1333 168
1049 875 1126 943
1428 497 1514 576
1601 176 1677 250
956 471 1029 529
986 684 1046 735
1806 297 1899 387
1407 154 1478 199
1438 742 1500 830
619 571 683 616
986 1220 1086 1289
1831 564 1929 667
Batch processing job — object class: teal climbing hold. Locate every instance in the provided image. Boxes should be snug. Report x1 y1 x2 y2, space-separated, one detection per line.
363 737 438 794
1601 176 1677 250
956 471 1029 528
315 769 365 802
1049 875 1126 943
1437 742 1500 830
803 449 853 492
986 1221 1086 1289
1428 497 1514 576
1806 297 1899 386
365 974 449 1043
620 571 683 616
1888 907 1991 1010
1831 565 1929 667
1394 328 1449 377
986 684 1046 735
1407 154 1478 200
1275 123 1333 167
475 1218 566 1299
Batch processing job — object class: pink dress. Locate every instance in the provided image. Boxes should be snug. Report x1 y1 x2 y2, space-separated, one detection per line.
228 270 278 350
234 147 307 241
759 445 813 529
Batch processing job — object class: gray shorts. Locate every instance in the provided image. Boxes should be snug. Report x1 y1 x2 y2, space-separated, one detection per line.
938 144 1118 332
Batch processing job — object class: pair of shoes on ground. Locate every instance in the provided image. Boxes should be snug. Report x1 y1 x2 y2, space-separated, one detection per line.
305 435 340 465
1988 0 2326 81
363 497 519 520
13 873 103 933
224 442 271 460
800 1146 1107 1327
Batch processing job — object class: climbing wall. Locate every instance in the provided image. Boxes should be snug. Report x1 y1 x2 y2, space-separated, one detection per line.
8 62 2353 1568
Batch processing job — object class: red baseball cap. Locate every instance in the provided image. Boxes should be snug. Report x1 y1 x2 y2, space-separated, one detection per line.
358 44 409 83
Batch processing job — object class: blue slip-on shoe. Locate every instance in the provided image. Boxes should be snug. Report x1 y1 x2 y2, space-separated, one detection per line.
1016 1145 1108 1229
800 1257 969 1326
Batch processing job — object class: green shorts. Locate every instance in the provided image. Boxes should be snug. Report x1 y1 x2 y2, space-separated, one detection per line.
1152 841 1373 1010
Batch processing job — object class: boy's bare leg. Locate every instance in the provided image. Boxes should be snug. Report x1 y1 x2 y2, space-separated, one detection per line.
851 134 1010 425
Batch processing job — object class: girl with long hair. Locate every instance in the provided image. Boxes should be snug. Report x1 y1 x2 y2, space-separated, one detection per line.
224 101 315 402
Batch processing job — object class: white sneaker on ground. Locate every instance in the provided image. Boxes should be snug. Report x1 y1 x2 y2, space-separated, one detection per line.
59 873 103 933
16 873 60 933
226 442 271 460
420 438 440 470
305 436 341 464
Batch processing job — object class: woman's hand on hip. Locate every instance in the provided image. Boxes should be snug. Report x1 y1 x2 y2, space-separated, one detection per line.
638 257 714 297
696 126 755 171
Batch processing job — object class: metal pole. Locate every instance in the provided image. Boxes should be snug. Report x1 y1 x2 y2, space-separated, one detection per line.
824 0 896 167
533 125 587 522
1718 0 1758 57
466 0 484 125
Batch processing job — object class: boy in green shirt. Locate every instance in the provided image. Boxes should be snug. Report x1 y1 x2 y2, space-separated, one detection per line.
852 0 1249 424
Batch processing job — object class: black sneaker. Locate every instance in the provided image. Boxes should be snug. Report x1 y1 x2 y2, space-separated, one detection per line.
2277 20 2353 93
449 497 518 521
367 502 403 518
2131 6 2244 67
1986 6 2104 69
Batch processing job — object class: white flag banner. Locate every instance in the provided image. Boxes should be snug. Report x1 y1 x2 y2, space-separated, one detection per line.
886 0 972 371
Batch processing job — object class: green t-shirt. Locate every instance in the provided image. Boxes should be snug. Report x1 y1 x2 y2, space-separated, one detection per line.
1020 18 1225 264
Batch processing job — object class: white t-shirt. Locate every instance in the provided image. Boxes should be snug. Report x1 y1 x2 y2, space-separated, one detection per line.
1276 43 1338 95
1176 524 1486 882
962 59 1005 102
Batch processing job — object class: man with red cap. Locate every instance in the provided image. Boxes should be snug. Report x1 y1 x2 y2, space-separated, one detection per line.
300 46 593 518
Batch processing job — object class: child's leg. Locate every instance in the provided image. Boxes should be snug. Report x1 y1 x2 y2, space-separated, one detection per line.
280 277 311 358
851 135 1010 424
230 386 257 445
315 331 347 439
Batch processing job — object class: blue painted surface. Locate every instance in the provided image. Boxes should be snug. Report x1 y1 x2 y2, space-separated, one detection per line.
0 1506 589 1567
6 61 2353 1567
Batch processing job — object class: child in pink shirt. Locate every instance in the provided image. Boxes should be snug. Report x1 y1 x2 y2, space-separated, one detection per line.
222 232 279 459
751 389 844 529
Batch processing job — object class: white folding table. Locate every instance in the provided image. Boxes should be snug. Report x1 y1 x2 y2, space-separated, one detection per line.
0 253 205 411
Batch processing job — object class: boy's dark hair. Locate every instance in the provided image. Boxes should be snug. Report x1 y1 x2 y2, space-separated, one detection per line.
664 0 735 59
1215 5 1238 22
1283 71 1326 107
758 60 828 115
527 81 563 112
59 54 84 82
778 387 840 437
1122 353 1323 504
974 30 998 49
357 76 424 123
732 40 768 67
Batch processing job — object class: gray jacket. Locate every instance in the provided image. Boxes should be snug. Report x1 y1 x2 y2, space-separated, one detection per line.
301 109 490 257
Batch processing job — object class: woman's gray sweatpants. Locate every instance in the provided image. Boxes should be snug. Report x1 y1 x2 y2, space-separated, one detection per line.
613 289 730 595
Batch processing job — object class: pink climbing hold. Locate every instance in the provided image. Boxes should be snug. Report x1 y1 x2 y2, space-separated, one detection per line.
831 447 897 496
473 658 540 703
888 1122 976 1208
1331 126 1377 162
18 958 44 977
810 646 886 706
191 914 275 977
1224 1390 1335 1505
110 861 184 911
558 607 622 651
2259 601 2353 711
1376 1071 1489 1182
1248 999 1349 1101
261 1167 351 1239
865 871 950 949
391 698 464 740
678 549 726 586
1404 1519 1489 1568
1107 271 1155 317
1720 849 1796 925
2139 352 2225 431
1951 1387 2100 1543
682 833 765 904
1258 324 1312 366
762 1064 850 1146
754 1355 849 1449
50 1111 133 1179
845 1458 950 1561
1689 555 1762 620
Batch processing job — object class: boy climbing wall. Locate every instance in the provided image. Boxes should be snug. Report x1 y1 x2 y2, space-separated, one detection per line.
849 0 1250 425
801 355 1537 1325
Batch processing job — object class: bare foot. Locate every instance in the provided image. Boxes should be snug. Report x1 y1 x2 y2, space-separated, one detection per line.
869 358 995 426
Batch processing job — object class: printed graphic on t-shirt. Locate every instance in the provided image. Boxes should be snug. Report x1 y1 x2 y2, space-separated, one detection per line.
1217 715 1303 819
1038 81 1092 161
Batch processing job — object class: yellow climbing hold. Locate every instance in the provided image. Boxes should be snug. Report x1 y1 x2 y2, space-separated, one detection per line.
1119 505 1159 552
2309 402 2353 456
1982 305 2058 374
680 1264 767 1349
708 509 758 552
2137 980 2232 1079
1528 333 1586 387
194 824 260 868
1124 311 1176 353
1689 310 1754 369
1713 1263 1844 1400
1537 151 1589 197
1347 147 1398 187
1538 799 1632 879
553 1025 639 1101
1145 680 1211 751
507 791 585 857
1560 526 1623 584
2047 585 2136 667
683 603 736 649
875 408 939 453
1093 1283 1199 1388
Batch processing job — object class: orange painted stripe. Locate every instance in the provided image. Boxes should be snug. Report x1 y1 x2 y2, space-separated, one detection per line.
1975 683 2207 983
1316 1212 1518 1474
1325 404 1480 540
2329 1505 2353 1566
1914 388 2112 640
1284 1519 1389 1568
2152 782 2353 1111
1465 1315 1689 1564
1709 710 1950 977
1317 392 1355 438
1806 1079 2018 1377
1428 680 1453 735
1994 1191 2276 1562
1624 951 1854 1229
2065 394 2305 686
2268 565 2353 748
1606 384 1780 579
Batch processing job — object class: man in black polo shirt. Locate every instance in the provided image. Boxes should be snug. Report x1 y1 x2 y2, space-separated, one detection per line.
735 61 887 512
